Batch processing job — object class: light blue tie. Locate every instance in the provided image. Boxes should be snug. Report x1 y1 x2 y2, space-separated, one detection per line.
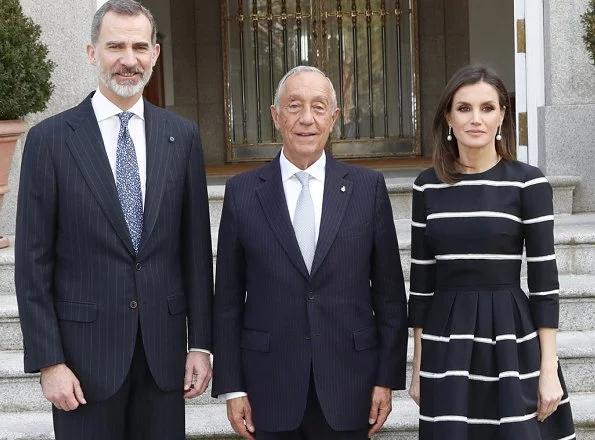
116 111 143 254
293 171 315 273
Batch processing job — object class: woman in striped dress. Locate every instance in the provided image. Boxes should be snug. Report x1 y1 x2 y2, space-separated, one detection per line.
407 64 576 440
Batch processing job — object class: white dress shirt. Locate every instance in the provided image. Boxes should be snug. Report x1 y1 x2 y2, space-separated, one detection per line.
90 90 208 355
280 149 325 244
220 149 326 401
91 89 147 207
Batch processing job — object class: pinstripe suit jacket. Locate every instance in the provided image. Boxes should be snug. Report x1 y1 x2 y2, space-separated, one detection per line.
15 93 213 401
212 154 408 432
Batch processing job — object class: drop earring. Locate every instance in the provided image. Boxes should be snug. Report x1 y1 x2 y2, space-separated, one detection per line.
496 123 503 141
446 126 453 141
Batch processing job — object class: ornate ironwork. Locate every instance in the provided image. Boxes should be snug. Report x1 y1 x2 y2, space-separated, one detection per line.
223 0 419 162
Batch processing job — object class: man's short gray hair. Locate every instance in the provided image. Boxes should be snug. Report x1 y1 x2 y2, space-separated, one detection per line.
273 66 338 112
91 0 157 46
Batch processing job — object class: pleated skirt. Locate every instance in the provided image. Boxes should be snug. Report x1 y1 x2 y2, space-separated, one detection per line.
418 286 576 440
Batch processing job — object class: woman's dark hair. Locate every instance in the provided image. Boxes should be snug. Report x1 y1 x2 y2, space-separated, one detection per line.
432 64 516 183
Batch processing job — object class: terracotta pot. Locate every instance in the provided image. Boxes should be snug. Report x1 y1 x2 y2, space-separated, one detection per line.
0 119 27 249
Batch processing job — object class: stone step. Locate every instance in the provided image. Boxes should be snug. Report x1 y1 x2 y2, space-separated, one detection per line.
1 330 594 412
207 175 581 229
5 272 590 350
0 391 593 440
390 213 595 281
1 213 594 297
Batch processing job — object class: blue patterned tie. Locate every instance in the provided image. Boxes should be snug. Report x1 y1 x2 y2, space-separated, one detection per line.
116 112 143 254
293 171 315 273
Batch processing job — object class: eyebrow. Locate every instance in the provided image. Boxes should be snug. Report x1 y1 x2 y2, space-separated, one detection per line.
287 94 329 103
105 41 150 49
454 100 498 105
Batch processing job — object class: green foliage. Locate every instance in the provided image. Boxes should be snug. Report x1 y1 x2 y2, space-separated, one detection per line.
582 0 595 66
0 0 55 120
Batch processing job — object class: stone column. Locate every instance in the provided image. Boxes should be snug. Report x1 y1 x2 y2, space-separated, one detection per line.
540 0 595 212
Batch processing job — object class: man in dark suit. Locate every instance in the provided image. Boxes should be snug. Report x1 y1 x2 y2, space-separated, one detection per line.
212 66 408 439
14 1 213 439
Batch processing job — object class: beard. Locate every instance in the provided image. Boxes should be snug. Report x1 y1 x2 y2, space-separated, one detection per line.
97 60 153 98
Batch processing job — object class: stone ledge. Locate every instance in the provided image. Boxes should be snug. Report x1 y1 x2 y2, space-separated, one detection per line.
206 174 582 225
1 331 594 412
0 392 593 440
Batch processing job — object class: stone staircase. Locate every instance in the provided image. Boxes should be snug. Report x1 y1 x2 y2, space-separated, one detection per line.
1 174 594 439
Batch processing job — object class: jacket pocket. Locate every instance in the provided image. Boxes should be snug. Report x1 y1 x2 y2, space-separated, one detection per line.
167 292 186 315
353 326 378 351
241 329 270 353
54 300 97 323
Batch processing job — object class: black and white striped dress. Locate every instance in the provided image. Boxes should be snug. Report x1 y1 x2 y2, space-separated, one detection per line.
408 160 576 440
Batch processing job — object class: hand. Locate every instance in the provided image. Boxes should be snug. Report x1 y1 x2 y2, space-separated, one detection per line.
184 351 212 399
408 368 420 406
537 363 563 422
227 396 255 440
40 363 86 411
368 386 392 437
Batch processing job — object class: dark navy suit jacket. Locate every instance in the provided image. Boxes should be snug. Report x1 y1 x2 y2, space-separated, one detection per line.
212 153 408 432
15 93 213 401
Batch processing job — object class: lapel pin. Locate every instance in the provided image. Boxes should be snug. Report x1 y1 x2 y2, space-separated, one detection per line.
169 136 175 142
340 185 346 192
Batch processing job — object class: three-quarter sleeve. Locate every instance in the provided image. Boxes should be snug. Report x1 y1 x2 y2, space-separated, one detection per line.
408 174 437 328
522 168 559 328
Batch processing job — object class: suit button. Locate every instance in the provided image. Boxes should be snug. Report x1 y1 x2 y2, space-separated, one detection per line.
135 263 142 271
129 300 138 309
307 293 315 300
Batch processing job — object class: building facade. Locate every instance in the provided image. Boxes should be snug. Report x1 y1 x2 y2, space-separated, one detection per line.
2 0 594 236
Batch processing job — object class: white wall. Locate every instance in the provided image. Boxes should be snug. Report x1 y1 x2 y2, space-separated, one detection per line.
468 0 516 92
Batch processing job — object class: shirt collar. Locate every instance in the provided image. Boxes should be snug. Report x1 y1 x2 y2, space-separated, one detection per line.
280 149 326 183
91 88 145 122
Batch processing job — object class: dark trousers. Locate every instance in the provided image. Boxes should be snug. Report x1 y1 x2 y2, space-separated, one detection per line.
53 331 185 440
256 373 369 440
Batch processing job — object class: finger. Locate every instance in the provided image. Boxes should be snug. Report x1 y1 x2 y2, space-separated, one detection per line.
544 396 561 421
538 399 553 422
369 403 391 436
537 393 544 422
184 386 200 399
64 391 80 411
368 400 379 425
73 381 86 405
244 402 255 434
183 365 193 391
230 416 254 440
195 372 211 395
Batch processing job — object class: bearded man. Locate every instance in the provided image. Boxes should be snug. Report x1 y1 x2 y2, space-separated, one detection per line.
14 1 213 439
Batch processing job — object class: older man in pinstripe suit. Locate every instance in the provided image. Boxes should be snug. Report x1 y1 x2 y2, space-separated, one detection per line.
14 1 213 439
212 66 409 439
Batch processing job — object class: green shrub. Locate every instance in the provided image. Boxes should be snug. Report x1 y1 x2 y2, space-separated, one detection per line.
0 0 55 120
582 0 595 66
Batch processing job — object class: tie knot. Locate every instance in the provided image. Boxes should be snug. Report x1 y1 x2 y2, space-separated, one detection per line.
118 111 134 126
295 171 310 187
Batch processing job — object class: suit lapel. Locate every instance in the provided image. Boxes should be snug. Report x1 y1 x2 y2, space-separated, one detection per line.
310 156 352 277
139 102 170 255
65 94 135 256
256 156 310 279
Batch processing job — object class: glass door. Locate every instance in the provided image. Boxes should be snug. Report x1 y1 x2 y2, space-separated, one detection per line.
222 0 419 162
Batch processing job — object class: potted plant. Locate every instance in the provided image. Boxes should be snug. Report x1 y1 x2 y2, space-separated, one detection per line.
582 0 595 65
0 0 55 248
